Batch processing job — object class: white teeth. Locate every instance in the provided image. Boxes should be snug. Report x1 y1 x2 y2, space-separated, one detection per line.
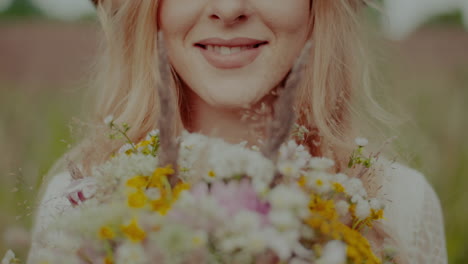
204 45 256 55
220 46 230 55
231 47 241 53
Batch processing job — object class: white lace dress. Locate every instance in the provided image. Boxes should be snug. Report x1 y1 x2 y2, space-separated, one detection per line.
27 160 448 264
375 160 448 264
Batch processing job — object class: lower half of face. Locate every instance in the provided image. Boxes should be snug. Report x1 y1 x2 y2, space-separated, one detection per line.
160 0 310 109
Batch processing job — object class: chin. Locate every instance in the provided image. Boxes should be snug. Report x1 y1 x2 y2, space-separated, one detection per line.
202 93 259 109
199 84 269 109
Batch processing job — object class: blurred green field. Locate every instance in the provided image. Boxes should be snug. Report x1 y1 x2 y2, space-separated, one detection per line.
0 85 83 258
0 21 467 264
395 65 468 264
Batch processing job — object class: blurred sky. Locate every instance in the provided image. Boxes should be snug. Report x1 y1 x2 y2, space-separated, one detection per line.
0 0 13 12
30 0 94 21
0 0 94 20
383 0 468 39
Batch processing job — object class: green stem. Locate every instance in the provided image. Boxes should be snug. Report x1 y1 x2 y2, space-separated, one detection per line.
151 137 160 157
162 176 173 200
352 219 362 230
112 124 138 152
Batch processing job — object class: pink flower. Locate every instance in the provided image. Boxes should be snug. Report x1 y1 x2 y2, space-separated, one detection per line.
193 180 271 224
63 178 97 206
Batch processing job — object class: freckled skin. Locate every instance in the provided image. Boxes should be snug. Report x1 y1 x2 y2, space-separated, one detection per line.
159 0 311 109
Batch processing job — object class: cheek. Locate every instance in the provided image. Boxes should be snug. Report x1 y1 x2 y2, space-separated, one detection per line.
259 0 311 77
256 0 310 33
159 0 204 38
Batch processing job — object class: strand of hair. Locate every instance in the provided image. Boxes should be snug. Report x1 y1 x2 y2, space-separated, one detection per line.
157 33 180 186
262 41 312 159
263 41 312 187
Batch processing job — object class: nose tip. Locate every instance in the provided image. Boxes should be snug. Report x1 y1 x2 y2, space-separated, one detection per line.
210 13 247 25
210 1 250 25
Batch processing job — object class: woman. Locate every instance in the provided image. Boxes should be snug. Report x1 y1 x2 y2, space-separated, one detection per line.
28 0 447 263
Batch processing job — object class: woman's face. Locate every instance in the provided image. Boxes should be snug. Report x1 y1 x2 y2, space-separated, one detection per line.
159 0 310 109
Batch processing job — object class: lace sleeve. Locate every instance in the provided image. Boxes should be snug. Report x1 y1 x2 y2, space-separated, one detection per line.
411 180 448 264
378 160 448 264
27 171 75 263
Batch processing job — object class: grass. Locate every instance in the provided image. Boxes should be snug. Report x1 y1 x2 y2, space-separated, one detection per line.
0 85 83 258
388 64 468 264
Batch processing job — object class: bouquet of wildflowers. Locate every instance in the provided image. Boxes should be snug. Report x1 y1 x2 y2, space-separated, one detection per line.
15 117 389 264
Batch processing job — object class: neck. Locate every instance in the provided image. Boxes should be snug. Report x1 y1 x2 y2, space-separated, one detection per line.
184 89 275 146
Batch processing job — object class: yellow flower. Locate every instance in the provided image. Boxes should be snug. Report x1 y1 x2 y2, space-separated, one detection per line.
309 195 338 221
349 203 357 219
126 175 149 189
155 165 175 177
347 246 363 264
141 147 152 155
298 176 307 187
173 182 191 199
306 195 382 264
371 209 384 220
315 179 324 186
136 140 151 148
135 140 153 155
151 198 172 215
98 226 115 240
128 190 148 208
306 217 322 229
319 221 332 235
121 218 146 243
208 170 216 178
306 215 382 264
104 256 114 264
332 182 345 193
149 165 175 188
359 208 385 228
342 226 381 264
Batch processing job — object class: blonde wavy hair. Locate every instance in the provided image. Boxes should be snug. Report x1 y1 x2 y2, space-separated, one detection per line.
47 0 396 179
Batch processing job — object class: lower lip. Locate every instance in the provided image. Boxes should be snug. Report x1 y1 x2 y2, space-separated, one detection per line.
197 45 264 69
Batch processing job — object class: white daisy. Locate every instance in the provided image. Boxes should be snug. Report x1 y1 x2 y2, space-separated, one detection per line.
316 240 347 264
103 115 114 126
1 250 15 264
354 137 369 147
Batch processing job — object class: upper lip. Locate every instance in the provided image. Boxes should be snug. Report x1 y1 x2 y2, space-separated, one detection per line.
195 37 268 47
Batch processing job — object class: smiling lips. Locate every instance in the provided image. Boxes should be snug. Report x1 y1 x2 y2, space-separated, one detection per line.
195 38 268 69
